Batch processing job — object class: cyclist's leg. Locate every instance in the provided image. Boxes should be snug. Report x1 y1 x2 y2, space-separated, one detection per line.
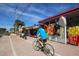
43 39 47 46
39 39 47 51
35 37 41 46
38 39 43 47
39 39 47 47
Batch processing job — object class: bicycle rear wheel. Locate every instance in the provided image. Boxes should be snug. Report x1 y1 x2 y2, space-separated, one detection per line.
44 43 55 56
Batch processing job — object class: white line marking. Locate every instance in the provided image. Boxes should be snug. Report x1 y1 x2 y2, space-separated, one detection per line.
9 36 17 56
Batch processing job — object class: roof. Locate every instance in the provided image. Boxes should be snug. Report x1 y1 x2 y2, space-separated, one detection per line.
39 7 79 23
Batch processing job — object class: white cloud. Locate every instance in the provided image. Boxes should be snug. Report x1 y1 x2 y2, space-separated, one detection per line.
0 5 42 20
30 7 49 16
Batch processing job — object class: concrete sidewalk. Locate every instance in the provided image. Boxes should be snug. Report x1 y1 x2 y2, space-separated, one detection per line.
48 40 79 56
28 36 79 56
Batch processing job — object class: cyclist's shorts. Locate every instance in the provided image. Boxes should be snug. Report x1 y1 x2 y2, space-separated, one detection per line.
40 39 47 43
43 39 47 42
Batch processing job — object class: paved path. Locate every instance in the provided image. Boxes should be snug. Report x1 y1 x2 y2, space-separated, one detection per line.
0 36 13 56
0 34 79 56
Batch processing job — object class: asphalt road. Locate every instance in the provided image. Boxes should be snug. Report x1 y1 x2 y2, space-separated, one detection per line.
0 34 79 56
0 34 53 56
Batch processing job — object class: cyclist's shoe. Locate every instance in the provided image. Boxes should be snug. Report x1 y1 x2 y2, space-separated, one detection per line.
41 47 44 51
41 44 45 51
41 43 44 47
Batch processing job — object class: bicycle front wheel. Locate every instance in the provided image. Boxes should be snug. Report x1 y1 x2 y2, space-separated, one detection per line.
33 39 40 51
44 43 55 56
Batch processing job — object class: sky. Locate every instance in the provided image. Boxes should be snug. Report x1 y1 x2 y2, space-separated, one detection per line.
0 3 79 30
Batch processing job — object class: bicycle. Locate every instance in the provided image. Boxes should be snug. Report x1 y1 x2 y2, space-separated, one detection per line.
33 38 55 56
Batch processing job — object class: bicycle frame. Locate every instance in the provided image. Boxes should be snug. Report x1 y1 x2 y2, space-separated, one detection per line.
36 38 46 48
33 38 55 56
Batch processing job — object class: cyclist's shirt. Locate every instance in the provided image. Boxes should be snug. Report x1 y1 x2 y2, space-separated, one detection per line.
36 28 48 40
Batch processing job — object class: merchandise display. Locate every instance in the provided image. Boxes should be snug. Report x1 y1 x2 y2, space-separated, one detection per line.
67 26 79 46
68 26 79 36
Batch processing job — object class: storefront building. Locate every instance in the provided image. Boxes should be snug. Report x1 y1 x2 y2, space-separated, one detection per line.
39 7 79 46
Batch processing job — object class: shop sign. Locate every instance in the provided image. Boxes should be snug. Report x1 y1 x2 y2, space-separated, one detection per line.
58 16 66 27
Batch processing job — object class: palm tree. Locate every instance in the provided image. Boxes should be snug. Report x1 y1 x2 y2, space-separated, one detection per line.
13 19 25 33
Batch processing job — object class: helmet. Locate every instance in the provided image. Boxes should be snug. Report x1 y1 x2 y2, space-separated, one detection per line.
38 23 43 28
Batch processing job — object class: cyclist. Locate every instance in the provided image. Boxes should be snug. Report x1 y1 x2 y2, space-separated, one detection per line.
36 24 48 47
